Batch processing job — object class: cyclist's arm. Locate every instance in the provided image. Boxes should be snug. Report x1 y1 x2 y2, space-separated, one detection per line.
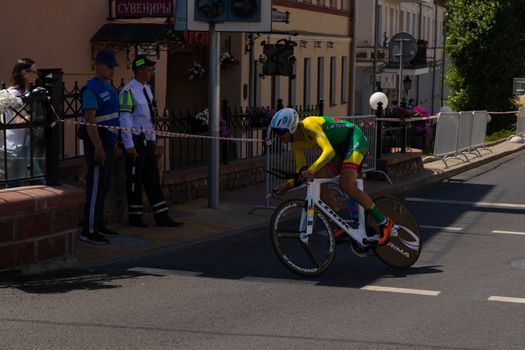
285 144 307 187
304 120 335 173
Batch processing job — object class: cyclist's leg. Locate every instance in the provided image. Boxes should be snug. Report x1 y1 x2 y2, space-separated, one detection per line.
317 163 339 212
339 132 392 244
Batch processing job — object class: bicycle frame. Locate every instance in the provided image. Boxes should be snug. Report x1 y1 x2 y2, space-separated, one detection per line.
298 177 380 246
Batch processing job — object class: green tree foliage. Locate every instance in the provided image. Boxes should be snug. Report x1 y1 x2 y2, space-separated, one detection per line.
445 0 525 132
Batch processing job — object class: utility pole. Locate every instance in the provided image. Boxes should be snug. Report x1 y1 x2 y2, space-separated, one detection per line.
208 23 220 208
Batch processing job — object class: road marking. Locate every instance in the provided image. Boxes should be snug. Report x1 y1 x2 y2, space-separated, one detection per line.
405 197 525 210
488 296 525 304
240 276 318 285
420 225 463 231
361 285 441 296
127 267 202 276
492 230 525 236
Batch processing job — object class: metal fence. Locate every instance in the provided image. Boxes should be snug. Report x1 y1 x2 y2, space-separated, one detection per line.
55 80 323 174
378 118 438 155
0 90 59 187
515 107 525 137
432 110 491 167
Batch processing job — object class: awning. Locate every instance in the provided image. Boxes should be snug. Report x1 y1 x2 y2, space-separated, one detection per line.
90 23 209 45
91 23 166 43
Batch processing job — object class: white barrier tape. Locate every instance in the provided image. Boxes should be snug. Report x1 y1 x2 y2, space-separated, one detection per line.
377 115 439 122
59 118 264 143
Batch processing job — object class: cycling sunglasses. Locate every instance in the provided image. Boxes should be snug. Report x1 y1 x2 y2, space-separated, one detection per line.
272 128 289 136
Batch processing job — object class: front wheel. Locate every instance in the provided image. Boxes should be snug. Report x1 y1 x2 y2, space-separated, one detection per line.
270 199 336 277
367 196 422 269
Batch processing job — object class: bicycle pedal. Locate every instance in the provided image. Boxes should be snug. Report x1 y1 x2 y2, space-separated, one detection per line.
362 238 378 247
350 240 369 257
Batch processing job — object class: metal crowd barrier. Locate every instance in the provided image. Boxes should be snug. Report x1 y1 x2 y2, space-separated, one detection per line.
432 110 491 167
252 115 382 211
515 107 525 137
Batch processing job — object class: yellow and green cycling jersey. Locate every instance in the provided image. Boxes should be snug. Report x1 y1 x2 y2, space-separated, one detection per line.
291 116 368 177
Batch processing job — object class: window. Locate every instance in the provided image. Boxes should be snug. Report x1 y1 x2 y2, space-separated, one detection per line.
389 8 394 38
407 12 411 34
288 66 296 107
274 76 281 106
421 16 427 39
318 0 325 6
303 58 311 106
400 11 404 32
341 56 348 104
330 56 336 106
377 5 383 39
341 0 349 11
412 13 416 36
330 0 337 9
255 62 262 106
317 57 324 102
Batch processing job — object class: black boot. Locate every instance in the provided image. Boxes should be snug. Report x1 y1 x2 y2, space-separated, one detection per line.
155 214 183 227
129 216 148 228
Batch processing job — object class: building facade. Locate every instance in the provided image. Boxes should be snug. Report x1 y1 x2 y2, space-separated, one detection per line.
354 0 446 115
1 0 355 117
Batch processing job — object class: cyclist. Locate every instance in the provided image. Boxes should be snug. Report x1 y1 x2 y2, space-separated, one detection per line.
270 108 393 245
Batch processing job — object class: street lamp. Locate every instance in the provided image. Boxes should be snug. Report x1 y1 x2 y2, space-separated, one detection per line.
403 75 412 97
369 91 389 111
369 92 389 159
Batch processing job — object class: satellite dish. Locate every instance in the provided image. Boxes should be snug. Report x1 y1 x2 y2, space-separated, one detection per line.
389 32 417 64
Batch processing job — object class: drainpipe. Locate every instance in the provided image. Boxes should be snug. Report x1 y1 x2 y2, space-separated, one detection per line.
431 0 438 114
416 1 422 105
441 4 447 107
372 0 379 112
350 0 357 115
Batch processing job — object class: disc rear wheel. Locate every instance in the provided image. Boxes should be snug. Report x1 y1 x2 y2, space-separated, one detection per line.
367 196 422 269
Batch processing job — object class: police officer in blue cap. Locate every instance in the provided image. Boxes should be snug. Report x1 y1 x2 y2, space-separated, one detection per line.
78 48 120 244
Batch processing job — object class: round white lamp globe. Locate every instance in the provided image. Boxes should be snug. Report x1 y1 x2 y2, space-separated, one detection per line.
369 92 389 110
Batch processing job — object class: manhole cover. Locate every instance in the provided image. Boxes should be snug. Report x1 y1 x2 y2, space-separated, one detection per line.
109 236 151 248
511 259 525 270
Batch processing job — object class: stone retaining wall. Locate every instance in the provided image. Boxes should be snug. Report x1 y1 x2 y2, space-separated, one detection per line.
0 185 84 273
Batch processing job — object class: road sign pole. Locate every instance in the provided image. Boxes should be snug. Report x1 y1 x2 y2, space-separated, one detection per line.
208 22 220 208
398 39 404 104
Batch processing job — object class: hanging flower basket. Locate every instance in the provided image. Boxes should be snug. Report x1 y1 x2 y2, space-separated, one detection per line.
188 61 205 80
220 51 239 69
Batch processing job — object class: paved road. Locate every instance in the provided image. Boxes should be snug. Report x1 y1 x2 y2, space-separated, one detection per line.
2 151 525 349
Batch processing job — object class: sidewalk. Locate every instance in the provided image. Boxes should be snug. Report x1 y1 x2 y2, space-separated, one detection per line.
77 139 525 267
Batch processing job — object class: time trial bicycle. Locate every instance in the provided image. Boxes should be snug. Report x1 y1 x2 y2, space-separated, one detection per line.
268 169 422 277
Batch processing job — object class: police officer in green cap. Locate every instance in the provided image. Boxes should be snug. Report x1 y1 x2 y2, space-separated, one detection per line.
119 55 183 228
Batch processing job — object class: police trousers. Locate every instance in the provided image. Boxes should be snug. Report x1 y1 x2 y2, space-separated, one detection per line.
125 134 168 219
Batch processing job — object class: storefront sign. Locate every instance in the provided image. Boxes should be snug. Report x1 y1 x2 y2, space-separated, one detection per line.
116 0 174 18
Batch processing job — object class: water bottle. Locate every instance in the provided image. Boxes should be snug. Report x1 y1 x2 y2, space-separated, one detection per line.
347 197 359 222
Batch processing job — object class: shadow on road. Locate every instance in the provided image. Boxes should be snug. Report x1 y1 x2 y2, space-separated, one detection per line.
2 181 511 294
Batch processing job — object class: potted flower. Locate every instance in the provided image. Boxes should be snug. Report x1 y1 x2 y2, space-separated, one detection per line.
192 108 209 132
220 51 239 68
251 107 274 128
192 108 229 136
188 61 205 80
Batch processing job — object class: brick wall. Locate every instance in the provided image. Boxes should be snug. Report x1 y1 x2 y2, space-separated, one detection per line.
163 158 266 203
60 157 266 217
0 185 84 273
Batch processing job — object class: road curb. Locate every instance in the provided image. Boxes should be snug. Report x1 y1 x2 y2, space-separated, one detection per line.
370 144 525 198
